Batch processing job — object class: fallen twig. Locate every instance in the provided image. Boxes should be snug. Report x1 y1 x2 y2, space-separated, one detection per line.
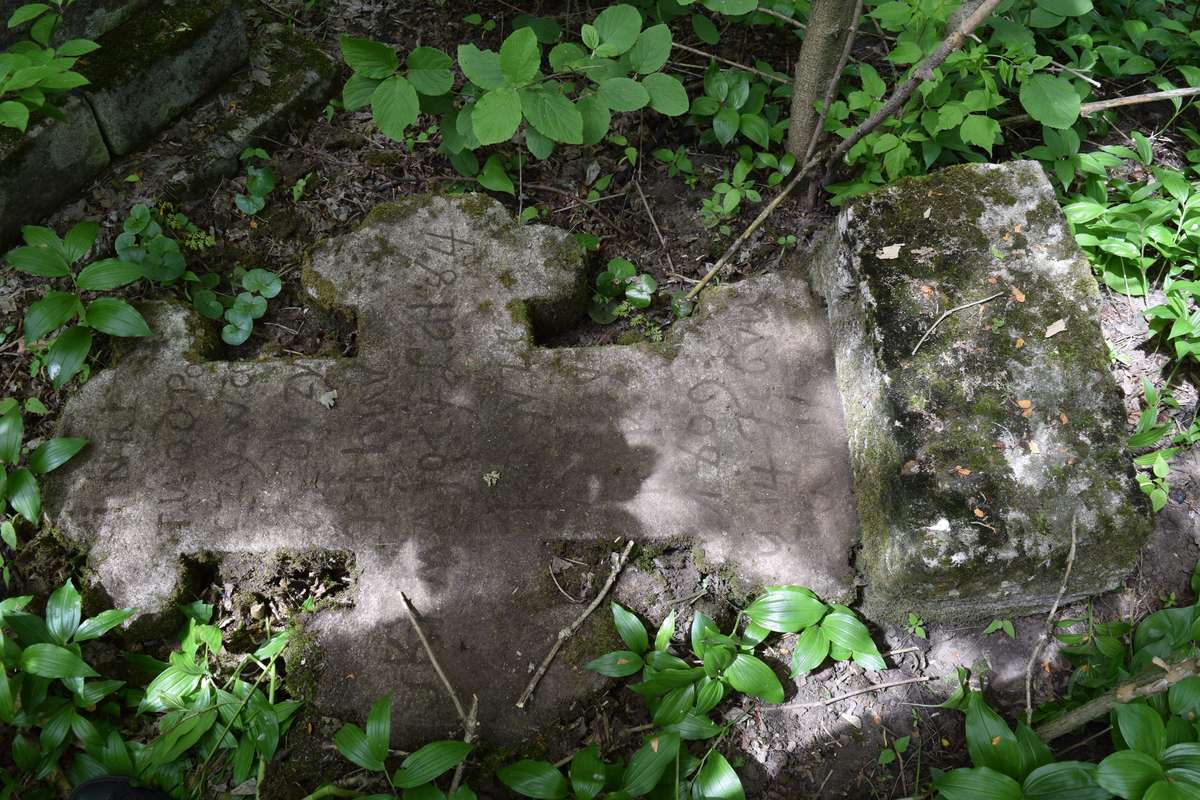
447 695 479 797
767 676 931 710
1037 656 1200 741
1000 86 1200 125
671 42 790 85
635 181 676 274
911 293 1003 356
549 566 580 603
400 592 468 724
516 540 636 709
755 6 806 29
1025 515 1077 725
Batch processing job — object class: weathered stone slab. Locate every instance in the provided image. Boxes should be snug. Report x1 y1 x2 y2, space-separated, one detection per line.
0 96 109 247
48 195 859 741
810 161 1150 623
83 0 248 155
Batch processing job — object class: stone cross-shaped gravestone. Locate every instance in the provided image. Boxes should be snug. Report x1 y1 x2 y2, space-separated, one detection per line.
49 195 859 739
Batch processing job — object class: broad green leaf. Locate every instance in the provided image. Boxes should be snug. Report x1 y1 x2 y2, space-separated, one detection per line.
622 733 679 795
1022 761 1107 799
739 113 770 148
598 77 649 112
585 650 643 677
62 221 98 263
74 608 135 642
497 759 568 799
24 290 78 343
520 88 582 144
393 740 473 788
1145 781 1200 799
642 72 688 116
692 13 720 44
577 94 611 144
1019 73 1081 130
1096 751 1164 798
406 47 453 95
57 38 100 57
744 586 826 633
694 676 724 713
242 268 281 298
6 245 70 277
343 73 381 111
966 692 1022 780
333 723 384 772
664 712 722 741
592 4 642 56
628 24 671 74
340 35 398 78
934 767 1023 800
7 4 50 29
366 695 391 763
570 747 606 800
499 27 540 87
960 114 1001 155
0 100 29 132
457 44 505 90
694 752 744 799
652 683 695 726
626 274 656 307
7 468 39 524
478 154 514 195
655 610 676 652
820 612 876 654
21 643 98 678
0 407 21 465
473 87 522 145
691 611 720 658
713 106 739 145
1115 702 1166 758
611 602 648 652
371 74 420 141
85 298 151 338
1037 0 1092 15
76 259 143 291
790 625 830 676
723 654 783 703
46 579 81 645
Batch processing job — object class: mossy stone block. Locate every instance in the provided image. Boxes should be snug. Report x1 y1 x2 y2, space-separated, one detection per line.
811 161 1151 623
82 0 248 155
0 96 109 247
0 0 150 49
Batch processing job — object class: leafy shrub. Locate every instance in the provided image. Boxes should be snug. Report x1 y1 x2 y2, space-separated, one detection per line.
0 2 98 134
234 148 276 216
0 398 84 526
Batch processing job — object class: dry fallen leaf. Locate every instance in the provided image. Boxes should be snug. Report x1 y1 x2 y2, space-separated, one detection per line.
1028 441 1041 454
902 459 919 475
1017 399 1032 409
1015 337 1025 349
1045 318 1067 338
954 465 972 476
876 243 905 259
1059 412 1068 424
923 207 932 219
1010 286 1026 302
974 508 985 518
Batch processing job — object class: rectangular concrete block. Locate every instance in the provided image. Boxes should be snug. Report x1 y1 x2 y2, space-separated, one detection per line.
0 97 109 247
811 161 1151 623
83 0 248 155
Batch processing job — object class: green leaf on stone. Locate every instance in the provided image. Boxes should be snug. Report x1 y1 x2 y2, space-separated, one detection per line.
366 695 391 764
654 610 676 652
744 586 826 633
334 723 384 772
74 608 134 642
1019 73 1081 130
393 740 473 788
625 274 656 308
585 650 643 677
478 154 515 195
371 74 420 141
642 73 688 117
47 325 92 390
406 47 453 95
85 298 151 338
498 759 568 799
340 35 399 79
457 44 505 91
24 291 78 344
242 268 281 298
597 77 649 112
473 87 522 145
29 437 86 475
520 87 582 145
611 603 648 652
499 27 540 87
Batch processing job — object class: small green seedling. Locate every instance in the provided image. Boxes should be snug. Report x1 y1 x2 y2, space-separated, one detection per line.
221 267 282 346
590 258 656 324
235 148 276 216
0 399 86 525
116 203 186 283
906 612 927 640
983 618 1015 638
878 735 910 766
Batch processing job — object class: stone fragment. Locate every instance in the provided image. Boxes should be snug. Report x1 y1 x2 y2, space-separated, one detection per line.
0 97 109 246
82 0 249 155
48 194 859 741
810 161 1150 623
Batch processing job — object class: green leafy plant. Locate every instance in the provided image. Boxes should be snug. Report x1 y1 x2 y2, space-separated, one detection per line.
235 148 276 216
0 397 85 526
906 612 927 640
590 257 657 324
318 694 475 798
216 266 282 346
116 203 186 284
4 221 152 389
688 62 787 150
983 618 1015 638
878 734 910 767
1 1 98 134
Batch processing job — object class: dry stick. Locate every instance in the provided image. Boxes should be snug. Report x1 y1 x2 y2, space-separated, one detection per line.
400 591 468 724
1037 656 1200 742
756 5 806 29
635 181 677 274
1024 516 1077 726
447 695 479 797
516 540 637 709
671 42 790 85
767 676 931 710
685 0 1004 303
999 86 1200 125
910 293 1003 356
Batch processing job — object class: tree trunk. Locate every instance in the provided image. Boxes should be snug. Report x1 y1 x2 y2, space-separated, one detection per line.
786 0 858 160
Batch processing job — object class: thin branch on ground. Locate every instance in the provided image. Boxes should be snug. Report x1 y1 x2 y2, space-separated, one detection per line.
671 42 790 84
635 180 677 274
447 695 479 797
910 293 1003 356
755 6 806 29
1050 59 1101 88
549 565 580 603
1025 515 1077 725
768 676 931 710
1037 656 1200 741
400 591 468 724
1000 86 1200 125
516 540 636 709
